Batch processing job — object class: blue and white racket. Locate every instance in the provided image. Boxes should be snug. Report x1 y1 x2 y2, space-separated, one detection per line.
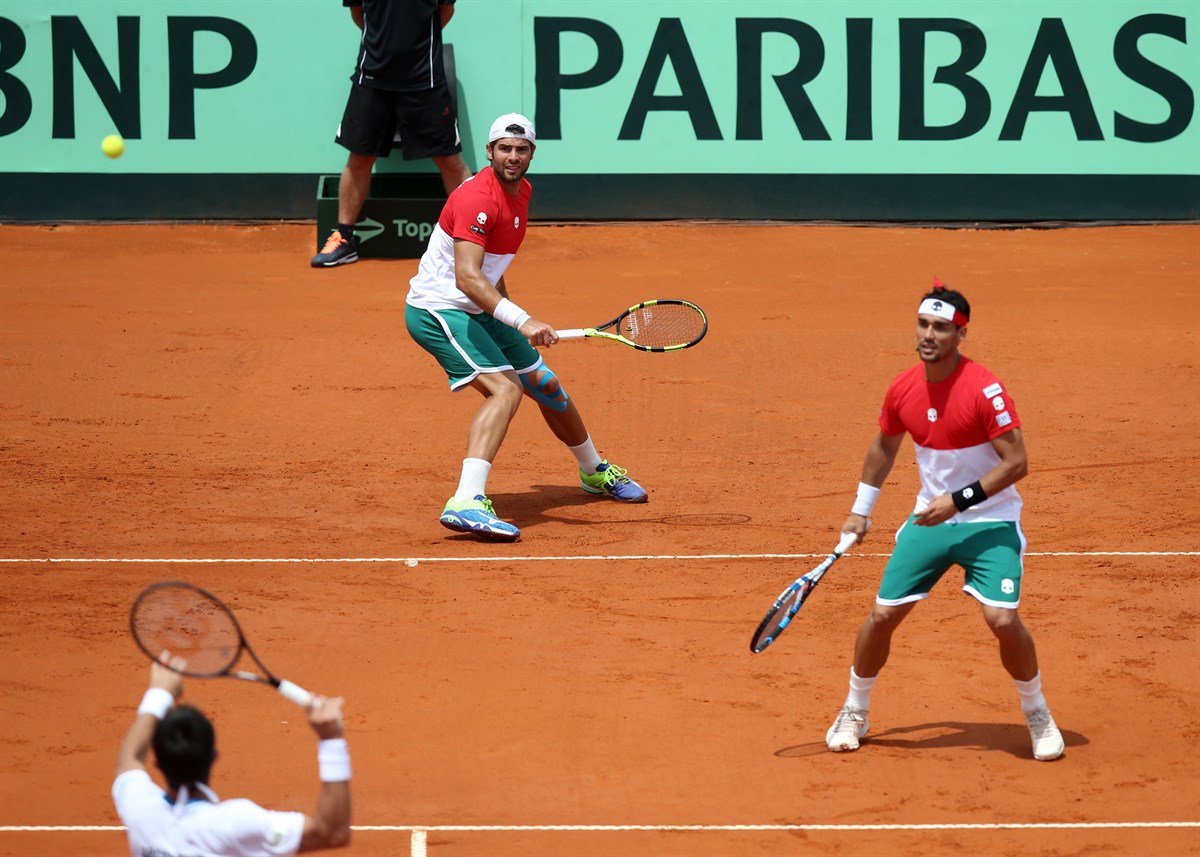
750 532 858 654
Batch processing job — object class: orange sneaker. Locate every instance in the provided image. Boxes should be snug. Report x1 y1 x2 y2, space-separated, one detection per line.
311 230 360 267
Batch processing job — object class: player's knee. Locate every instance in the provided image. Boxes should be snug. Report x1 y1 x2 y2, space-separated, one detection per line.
521 366 570 412
867 603 909 633
983 606 1021 637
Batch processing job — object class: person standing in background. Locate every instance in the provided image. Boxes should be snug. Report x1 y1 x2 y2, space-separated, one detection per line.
313 0 472 268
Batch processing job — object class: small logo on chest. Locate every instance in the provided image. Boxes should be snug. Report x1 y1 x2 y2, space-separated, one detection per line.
927 407 938 422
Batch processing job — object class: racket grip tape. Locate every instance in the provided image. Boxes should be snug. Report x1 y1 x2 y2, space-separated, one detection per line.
556 328 586 340
835 531 858 555
276 680 314 708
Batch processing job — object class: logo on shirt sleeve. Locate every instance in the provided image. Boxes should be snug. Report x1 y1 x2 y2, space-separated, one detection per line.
983 382 1003 398
992 396 1005 411
469 225 486 236
996 411 1012 427
476 212 488 225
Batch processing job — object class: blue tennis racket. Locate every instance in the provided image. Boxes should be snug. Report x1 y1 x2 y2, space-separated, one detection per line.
750 532 858 653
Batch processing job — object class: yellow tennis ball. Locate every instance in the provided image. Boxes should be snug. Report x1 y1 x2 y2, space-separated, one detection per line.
101 134 125 159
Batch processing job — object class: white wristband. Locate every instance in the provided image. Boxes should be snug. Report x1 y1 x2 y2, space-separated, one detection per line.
318 738 351 782
492 298 531 330
851 482 880 517
137 688 174 720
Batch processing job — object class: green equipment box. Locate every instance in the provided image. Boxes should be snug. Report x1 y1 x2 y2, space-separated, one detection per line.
316 173 446 259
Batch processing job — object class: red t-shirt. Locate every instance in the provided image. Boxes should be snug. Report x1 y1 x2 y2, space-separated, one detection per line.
408 167 531 312
879 356 1023 521
439 166 530 255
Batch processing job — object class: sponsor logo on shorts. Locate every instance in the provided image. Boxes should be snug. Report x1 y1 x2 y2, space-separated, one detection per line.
927 407 938 422
476 212 488 225
992 396 1005 411
469 225 486 236
1001 578 1015 595
983 382 1003 397
996 411 1012 427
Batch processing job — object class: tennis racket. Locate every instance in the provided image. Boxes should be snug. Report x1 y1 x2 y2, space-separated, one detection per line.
557 299 707 352
750 532 858 654
130 581 313 708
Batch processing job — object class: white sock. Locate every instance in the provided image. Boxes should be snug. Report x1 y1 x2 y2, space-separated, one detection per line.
845 667 877 710
1013 672 1047 713
567 435 603 474
454 458 492 502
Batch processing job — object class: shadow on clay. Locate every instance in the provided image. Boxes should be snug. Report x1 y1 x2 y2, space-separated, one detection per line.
483 484 751 531
775 721 1088 760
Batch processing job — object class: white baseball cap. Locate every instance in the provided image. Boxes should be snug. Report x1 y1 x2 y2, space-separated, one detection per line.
488 113 536 145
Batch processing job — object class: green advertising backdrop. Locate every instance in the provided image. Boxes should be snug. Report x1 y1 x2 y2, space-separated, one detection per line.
1 0 1197 219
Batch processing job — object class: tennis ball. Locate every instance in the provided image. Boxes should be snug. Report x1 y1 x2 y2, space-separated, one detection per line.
101 134 125 159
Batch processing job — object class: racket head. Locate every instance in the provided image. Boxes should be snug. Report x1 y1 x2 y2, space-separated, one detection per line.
610 299 708 351
129 581 244 677
749 579 811 653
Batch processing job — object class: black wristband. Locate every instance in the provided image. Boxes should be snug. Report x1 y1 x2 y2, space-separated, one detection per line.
951 480 987 512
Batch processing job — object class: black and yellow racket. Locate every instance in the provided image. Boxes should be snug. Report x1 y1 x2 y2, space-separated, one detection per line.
557 299 707 352
130 581 314 707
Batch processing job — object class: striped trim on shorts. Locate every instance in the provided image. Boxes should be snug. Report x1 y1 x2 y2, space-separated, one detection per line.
405 304 542 390
876 515 1028 609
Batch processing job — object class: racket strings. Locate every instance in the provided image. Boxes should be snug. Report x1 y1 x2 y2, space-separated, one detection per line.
621 304 705 348
131 587 241 676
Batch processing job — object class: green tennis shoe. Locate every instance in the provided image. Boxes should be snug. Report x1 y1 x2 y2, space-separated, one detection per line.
579 460 648 503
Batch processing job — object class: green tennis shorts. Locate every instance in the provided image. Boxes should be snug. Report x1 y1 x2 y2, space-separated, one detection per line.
877 516 1027 609
405 304 541 390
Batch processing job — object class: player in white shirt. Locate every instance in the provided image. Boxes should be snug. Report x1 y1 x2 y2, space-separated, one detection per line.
113 660 351 856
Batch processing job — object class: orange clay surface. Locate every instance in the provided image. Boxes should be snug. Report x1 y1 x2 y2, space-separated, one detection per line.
1 222 1198 857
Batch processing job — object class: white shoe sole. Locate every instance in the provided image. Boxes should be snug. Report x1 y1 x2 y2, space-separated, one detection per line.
826 716 869 752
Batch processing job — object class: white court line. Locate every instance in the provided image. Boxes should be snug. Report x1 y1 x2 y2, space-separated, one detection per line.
0 551 1194 565
3 822 1198 832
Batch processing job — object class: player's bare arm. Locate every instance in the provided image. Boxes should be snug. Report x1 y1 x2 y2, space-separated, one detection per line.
439 2 454 28
298 696 352 851
915 427 1028 526
348 4 363 30
841 431 904 542
115 661 184 777
453 239 557 347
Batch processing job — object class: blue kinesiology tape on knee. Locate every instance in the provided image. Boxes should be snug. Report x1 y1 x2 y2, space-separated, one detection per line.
521 366 570 412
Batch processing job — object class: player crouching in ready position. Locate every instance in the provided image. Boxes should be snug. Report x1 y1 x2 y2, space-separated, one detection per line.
405 113 647 542
114 660 351 855
826 283 1065 761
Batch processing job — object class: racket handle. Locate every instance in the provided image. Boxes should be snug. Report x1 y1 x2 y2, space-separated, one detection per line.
276 679 314 708
835 531 858 556
556 328 586 340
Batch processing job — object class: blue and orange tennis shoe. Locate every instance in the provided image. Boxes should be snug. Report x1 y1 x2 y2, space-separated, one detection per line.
580 460 648 503
311 230 360 267
439 495 520 541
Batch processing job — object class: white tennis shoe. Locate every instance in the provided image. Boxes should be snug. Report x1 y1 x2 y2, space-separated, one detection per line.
1024 706 1065 761
826 705 869 752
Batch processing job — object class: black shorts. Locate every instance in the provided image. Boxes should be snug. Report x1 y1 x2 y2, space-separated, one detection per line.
335 82 462 160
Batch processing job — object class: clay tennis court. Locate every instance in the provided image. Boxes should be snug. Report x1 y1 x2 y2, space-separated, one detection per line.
1 222 1197 856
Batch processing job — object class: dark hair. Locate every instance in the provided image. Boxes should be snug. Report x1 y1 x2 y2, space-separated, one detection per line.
152 705 216 790
920 283 970 323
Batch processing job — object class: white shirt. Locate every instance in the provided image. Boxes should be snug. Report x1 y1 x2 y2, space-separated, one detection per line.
113 769 304 857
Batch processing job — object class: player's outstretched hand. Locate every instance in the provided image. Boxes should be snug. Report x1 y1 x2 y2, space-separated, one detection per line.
519 317 559 348
840 513 871 544
149 653 185 699
308 696 346 740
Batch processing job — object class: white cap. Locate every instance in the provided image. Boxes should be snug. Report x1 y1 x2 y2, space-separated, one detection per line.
488 113 536 145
